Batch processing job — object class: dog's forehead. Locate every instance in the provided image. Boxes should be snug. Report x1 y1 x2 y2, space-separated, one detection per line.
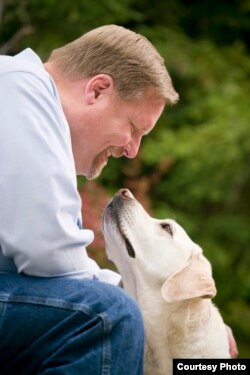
157 218 201 252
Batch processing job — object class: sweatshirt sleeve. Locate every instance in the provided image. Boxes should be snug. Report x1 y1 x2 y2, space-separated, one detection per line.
0 69 118 281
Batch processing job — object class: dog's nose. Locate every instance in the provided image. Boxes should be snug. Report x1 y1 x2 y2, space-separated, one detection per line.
117 188 134 200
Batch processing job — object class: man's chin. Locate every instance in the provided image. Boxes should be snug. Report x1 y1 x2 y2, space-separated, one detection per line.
86 162 107 180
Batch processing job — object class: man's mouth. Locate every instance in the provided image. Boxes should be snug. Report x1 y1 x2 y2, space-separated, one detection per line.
106 147 124 159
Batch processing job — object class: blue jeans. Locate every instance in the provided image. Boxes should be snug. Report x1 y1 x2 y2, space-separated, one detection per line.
0 273 144 374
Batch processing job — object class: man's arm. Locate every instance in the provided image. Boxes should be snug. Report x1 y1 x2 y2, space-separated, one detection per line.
225 324 238 358
0 70 97 277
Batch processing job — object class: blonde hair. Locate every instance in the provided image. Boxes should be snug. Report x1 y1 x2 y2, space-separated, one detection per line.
48 25 179 104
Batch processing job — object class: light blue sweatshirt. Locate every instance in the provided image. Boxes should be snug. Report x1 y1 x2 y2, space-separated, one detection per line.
0 48 119 284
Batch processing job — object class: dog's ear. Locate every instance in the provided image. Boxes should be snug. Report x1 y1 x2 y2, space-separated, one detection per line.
161 254 217 303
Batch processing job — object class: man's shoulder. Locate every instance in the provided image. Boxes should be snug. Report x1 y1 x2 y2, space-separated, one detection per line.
0 48 47 80
0 48 58 101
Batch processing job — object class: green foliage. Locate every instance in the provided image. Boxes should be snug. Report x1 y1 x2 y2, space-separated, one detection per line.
0 0 141 56
1 0 249 357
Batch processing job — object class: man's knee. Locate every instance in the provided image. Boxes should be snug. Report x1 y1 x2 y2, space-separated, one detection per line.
104 284 145 341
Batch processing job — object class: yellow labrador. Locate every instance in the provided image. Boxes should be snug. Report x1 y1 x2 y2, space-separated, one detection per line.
102 188 230 375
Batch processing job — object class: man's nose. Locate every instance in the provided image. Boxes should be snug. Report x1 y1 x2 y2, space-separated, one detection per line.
123 136 142 158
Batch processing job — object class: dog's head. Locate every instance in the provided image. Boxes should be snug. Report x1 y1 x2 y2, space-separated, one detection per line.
102 188 216 302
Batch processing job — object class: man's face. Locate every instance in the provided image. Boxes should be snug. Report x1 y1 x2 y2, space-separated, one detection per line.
65 76 165 178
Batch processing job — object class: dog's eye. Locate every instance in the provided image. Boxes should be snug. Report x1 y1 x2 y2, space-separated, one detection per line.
160 223 173 236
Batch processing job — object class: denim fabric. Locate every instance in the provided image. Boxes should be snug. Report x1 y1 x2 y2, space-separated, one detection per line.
0 273 144 375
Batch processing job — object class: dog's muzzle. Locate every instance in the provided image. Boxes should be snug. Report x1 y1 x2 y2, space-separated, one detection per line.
103 189 136 258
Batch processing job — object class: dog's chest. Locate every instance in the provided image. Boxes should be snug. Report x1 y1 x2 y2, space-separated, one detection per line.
139 299 172 374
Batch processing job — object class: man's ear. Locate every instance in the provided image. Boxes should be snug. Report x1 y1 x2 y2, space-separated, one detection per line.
161 254 217 303
85 74 114 104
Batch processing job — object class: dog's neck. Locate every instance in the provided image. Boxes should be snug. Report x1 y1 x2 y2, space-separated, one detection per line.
138 282 213 336
139 289 171 375
132 275 214 374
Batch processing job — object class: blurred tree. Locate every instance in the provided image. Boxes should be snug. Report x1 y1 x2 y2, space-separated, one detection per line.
130 0 250 50
0 0 141 56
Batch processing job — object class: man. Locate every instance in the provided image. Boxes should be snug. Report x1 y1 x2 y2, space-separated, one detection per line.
0 25 236 374
0 24 177 375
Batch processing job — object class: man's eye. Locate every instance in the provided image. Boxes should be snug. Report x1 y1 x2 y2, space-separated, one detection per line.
129 121 137 134
160 223 173 236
